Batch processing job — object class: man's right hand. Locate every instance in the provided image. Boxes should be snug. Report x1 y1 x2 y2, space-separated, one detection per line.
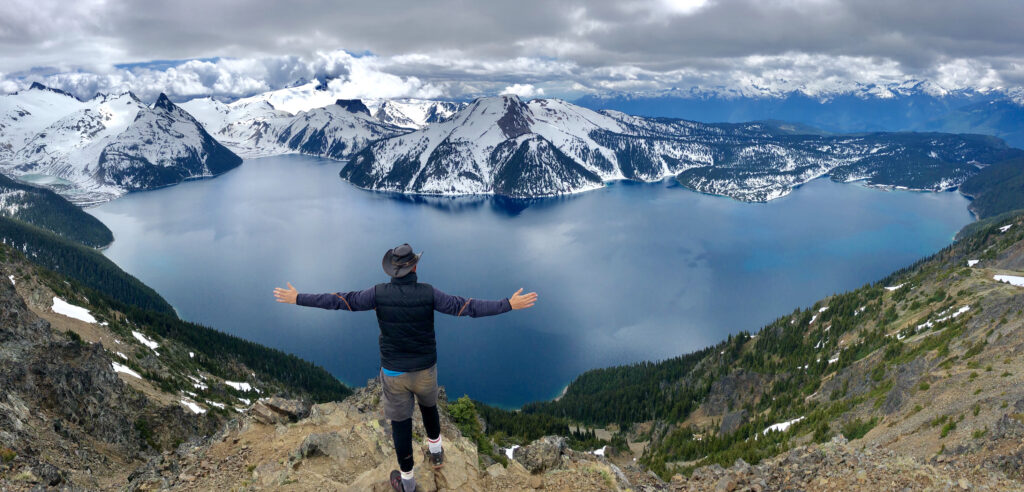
274 282 299 304
509 288 538 310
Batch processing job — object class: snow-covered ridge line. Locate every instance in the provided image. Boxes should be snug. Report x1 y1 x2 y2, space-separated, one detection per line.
338 94 1021 200
4 83 1019 203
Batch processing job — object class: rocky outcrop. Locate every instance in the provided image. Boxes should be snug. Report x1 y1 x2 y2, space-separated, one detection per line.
720 409 749 436
670 436 1020 491
126 381 632 491
702 369 766 416
0 263 219 490
513 435 567 473
880 357 929 414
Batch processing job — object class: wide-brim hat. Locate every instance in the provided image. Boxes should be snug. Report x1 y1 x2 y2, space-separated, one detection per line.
382 243 422 278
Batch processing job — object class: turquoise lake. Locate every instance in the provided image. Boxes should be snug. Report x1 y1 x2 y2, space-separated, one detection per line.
89 154 974 408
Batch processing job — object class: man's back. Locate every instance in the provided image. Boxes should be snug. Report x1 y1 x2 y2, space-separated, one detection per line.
374 274 437 372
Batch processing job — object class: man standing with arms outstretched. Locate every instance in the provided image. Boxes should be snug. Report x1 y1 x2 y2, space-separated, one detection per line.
273 243 538 492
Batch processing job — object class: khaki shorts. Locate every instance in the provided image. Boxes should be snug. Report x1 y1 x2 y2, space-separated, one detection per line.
379 364 438 421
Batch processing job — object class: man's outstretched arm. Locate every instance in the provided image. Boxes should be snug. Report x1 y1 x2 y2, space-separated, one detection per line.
434 287 537 317
273 283 376 311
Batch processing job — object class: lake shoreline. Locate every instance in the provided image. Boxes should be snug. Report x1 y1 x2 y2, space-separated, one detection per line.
88 154 975 407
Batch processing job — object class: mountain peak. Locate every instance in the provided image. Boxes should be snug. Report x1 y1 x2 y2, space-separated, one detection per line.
335 99 371 116
154 93 176 111
24 81 76 99
495 95 533 139
286 77 310 88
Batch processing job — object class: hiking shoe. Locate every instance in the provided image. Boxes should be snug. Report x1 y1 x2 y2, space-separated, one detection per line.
389 470 404 492
428 448 445 469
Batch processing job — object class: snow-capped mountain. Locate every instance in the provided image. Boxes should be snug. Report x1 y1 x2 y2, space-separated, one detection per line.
3 82 1020 205
371 99 466 129
182 97 410 159
1 89 241 204
342 96 609 196
226 79 464 129
341 95 1024 200
179 97 295 158
272 99 409 159
0 83 86 162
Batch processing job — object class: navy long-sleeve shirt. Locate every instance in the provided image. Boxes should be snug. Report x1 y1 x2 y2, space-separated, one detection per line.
296 286 512 317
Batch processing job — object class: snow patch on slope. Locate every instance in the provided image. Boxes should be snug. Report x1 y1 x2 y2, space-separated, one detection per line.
994 275 1024 287
51 297 97 323
111 362 142 379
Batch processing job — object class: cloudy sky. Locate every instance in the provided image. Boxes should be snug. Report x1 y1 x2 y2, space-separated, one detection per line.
1 0 1022 102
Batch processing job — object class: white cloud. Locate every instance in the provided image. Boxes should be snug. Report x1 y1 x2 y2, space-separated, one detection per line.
658 0 712 16
500 83 545 98
1 0 1022 103
1 50 446 103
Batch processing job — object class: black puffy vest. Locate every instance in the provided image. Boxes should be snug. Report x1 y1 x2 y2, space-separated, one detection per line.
374 273 436 372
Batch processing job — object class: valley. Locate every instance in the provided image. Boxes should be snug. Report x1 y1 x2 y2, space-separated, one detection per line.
2 79 1024 491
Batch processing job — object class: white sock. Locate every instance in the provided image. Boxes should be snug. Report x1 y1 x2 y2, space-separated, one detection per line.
428 435 442 454
401 470 415 492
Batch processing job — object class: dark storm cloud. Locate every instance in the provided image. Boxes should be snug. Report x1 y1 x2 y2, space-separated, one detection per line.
1 0 1022 100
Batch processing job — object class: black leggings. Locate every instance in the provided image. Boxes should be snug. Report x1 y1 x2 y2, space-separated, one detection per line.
391 404 442 472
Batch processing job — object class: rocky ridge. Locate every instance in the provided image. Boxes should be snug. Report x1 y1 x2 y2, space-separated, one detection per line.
125 381 641 492
0 239 348 490
0 248 220 490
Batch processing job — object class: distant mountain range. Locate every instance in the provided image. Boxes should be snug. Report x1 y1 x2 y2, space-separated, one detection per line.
574 83 1024 148
179 84 466 159
343 95 1022 200
2 81 1023 204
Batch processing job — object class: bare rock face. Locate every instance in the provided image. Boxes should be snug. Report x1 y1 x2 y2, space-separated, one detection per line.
993 413 1024 440
719 409 749 436
513 435 567 473
702 370 766 416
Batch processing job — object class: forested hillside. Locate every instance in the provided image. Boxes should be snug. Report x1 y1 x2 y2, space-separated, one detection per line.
476 210 1024 480
960 157 1024 218
0 173 113 247
0 216 171 312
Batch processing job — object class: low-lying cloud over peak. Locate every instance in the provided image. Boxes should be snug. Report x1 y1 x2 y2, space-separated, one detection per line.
1 0 1022 102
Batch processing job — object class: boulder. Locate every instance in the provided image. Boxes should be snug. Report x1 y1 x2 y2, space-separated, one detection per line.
251 397 311 425
263 397 311 421
251 402 289 426
485 462 506 478
297 432 345 459
513 435 566 473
